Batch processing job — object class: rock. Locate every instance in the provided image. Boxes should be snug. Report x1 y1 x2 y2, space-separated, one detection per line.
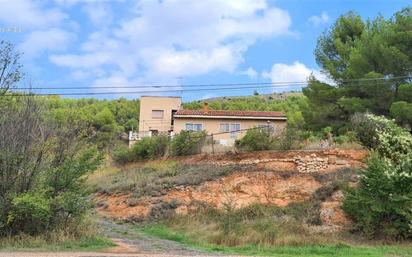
96 200 108 209
336 159 349 165
175 205 188 215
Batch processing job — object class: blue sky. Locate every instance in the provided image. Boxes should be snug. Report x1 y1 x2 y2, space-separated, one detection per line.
0 0 409 101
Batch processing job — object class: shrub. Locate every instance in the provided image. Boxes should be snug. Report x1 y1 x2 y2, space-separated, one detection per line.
345 114 412 239
334 132 357 145
235 128 274 151
8 191 52 235
343 153 412 239
113 135 169 164
276 126 300 150
112 146 132 164
0 98 102 236
170 131 206 156
351 113 412 162
131 135 169 160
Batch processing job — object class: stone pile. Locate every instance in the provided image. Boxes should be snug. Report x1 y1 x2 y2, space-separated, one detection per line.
294 154 328 173
215 158 294 166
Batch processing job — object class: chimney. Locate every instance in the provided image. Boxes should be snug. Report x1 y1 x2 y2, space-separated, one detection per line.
203 102 209 113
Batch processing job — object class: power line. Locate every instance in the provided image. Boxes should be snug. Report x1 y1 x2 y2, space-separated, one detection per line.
2 84 307 97
14 81 305 90
12 75 412 90
2 76 410 97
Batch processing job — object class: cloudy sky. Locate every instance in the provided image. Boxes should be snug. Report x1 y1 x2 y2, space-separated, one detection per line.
0 0 409 100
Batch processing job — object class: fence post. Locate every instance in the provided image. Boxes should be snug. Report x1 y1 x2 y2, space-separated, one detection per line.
168 134 172 156
211 133 215 154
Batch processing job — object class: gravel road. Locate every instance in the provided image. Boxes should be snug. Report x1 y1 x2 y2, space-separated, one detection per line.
96 218 217 256
0 254 236 257
0 219 232 257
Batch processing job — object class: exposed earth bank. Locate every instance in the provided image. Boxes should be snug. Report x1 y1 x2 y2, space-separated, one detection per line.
95 149 367 231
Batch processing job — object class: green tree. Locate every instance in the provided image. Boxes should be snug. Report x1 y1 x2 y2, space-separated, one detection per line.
0 97 102 236
390 101 412 128
0 41 22 95
398 83 412 102
304 8 412 132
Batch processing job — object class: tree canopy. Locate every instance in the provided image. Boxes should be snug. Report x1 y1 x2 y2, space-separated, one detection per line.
304 7 412 133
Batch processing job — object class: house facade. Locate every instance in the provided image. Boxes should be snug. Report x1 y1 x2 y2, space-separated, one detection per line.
130 96 287 146
137 96 182 137
173 103 287 145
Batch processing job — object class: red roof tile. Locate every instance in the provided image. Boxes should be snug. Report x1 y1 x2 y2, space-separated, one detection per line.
174 109 286 118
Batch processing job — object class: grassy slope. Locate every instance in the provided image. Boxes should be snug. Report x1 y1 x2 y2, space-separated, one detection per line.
88 159 412 257
140 224 412 257
0 236 115 252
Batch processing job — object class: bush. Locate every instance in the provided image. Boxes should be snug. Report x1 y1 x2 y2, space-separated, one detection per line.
235 128 274 151
334 132 357 145
8 191 52 235
112 146 133 164
170 131 206 156
351 113 412 162
343 154 412 239
276 126 300 150
131 135 169 160
344 114 412 239
113 135 169 164
0 98 102 236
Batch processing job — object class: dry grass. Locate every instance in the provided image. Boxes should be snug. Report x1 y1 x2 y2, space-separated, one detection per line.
0 219 114 251
302 140 364 151
139 167 359 248
87 160 239 197
149 203 338 248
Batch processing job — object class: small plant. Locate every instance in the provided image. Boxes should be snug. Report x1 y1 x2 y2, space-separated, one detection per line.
131 135 169 160
235 128 274 151
170 131 206 156
112 135 169 164
112 146 133 164
276 126 301 150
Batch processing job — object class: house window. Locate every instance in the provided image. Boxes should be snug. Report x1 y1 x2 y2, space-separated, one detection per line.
220 123 230 132
230 123 241 139
152 110 164 119
257 124 275 132
185 123 203 132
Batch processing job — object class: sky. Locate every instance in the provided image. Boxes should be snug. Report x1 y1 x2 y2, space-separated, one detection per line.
0 0 410 101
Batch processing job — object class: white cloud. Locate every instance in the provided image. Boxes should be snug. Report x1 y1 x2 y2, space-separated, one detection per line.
18 28 75 58
82 2 113 27
262 61 328 85
3 0 296 93
308 12 329 27
242 67 258 79
0 0 66 29
0 0 74 64
50 0 292 85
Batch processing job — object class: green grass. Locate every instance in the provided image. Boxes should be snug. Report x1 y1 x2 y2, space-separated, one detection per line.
139 224 412 257
0 235 115 252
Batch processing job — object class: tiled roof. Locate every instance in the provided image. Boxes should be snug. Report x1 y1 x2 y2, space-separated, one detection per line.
174 109 286 118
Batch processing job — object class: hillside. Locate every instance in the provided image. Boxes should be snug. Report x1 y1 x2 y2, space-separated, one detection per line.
89 149 369 248
183 93 308 127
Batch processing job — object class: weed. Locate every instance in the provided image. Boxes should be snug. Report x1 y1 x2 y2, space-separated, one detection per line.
0 219 114 251
148 199 181 221
87 161 239 199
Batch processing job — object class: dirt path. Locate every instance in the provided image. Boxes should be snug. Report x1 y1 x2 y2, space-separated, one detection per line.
0 253 229 257
0 219 229 257
97 218 216 256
